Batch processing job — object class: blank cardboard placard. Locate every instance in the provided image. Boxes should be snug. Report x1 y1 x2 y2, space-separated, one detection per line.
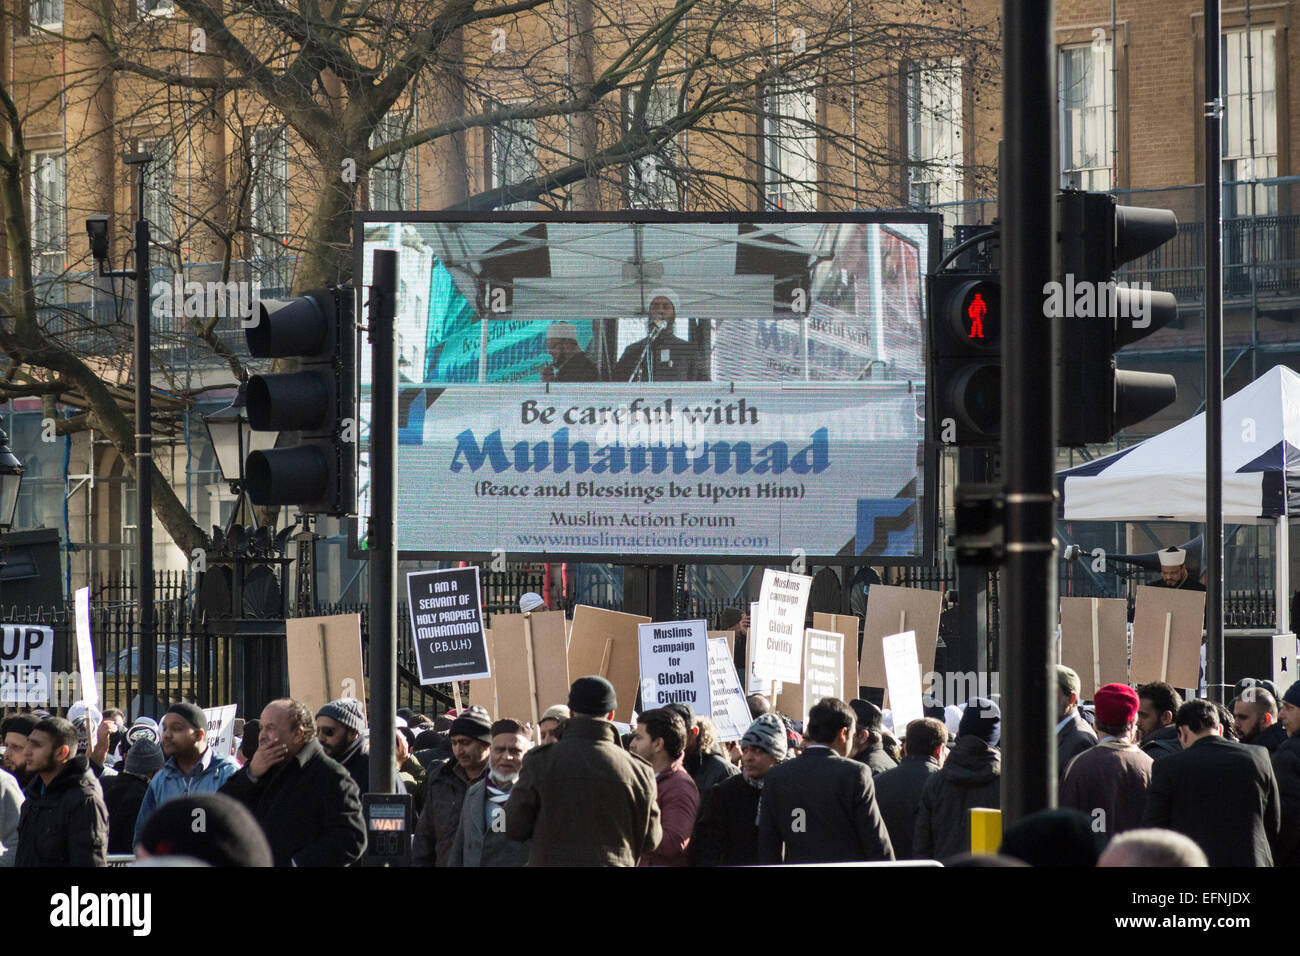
493 611 569 725
813 612 860 696
860 585 941 690
1060 597 1129 698
709 630 736 658
1131 586 1205 690
468 629 497 715
882 630 924 734
567 605 650 723
286 614 364 718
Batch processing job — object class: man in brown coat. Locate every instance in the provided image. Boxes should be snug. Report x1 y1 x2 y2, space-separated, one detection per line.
1060 683 1153 841
505 676 661 866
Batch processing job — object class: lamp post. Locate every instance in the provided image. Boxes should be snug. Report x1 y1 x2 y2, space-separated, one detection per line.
0 417 25 533
203 374 279 532
87 149 156 718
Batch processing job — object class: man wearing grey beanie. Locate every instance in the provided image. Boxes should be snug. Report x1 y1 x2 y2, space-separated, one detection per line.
102 739 163 855
693 713 787 866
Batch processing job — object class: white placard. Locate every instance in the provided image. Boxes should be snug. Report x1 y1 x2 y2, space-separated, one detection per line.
0 624 54 704
746 601 768 694
804 628 845 704
638 619 710 713
752 569 812 684
707 637 753 741
202 704 238 758
74 587 98 710
881 630 923 734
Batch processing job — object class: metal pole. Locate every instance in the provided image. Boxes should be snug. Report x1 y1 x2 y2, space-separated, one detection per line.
135 175 156 720
999 0 1057 825
1205 0 1225 702
368 249 399 794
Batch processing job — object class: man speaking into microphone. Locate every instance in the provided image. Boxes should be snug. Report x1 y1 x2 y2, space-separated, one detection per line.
614 289 706 382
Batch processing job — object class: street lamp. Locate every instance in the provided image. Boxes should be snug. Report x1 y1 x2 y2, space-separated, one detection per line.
203 374 279 529
0 416 25 531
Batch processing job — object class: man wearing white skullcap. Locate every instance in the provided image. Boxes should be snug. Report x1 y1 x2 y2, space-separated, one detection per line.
613 289 706 382
541 321 598 382
1153 546 1205 591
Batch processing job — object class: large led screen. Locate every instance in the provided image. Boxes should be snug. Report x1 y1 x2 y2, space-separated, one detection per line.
356 213 938 564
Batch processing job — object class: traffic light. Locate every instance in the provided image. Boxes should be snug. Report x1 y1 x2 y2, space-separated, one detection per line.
927 270 1001 444
1056 191 1178 445
244 287 356 515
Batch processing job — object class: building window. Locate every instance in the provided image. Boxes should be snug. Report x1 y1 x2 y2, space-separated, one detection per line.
627 85 681 210
138 137 176 252
30 0 62 28
1059 41 1114 190
370 111 410 212
906 59 963 214
30 150 66 276
761 77 817 211
1221 27 1277 216
490 107 538 211
250 126 290 286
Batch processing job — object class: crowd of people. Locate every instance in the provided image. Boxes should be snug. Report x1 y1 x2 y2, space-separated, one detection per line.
0 665 1296 867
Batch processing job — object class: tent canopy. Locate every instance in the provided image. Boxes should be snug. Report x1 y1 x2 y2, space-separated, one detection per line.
1056 363 1300 522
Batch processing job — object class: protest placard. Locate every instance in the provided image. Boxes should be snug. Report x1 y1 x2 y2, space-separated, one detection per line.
639 619 710 713
1131 586 1205 690
568 606 649 723
203 704 238 758
74 587 99 710
1060 597 1129 698
468 629 497 714
752 569 812 685
706 637 752 741
775 628 844 721
493 611 568 725
813 612 860 697
746 601 772 695
0 624 54 705
861 585 941 692
286 614 365 718
882 630 924 734
405 567 490 684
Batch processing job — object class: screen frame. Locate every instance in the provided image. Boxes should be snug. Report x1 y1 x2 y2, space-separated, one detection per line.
350 209 941 567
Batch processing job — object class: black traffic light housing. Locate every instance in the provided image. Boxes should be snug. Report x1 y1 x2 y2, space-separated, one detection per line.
1056 191 1179 445
927 270 1001 445
245 287 356 515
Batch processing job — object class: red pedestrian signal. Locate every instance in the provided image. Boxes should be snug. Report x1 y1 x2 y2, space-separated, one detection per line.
967 293 987 339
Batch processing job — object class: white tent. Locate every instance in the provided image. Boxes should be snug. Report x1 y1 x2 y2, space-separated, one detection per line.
1057 362 1300 634
1057 363 1300 522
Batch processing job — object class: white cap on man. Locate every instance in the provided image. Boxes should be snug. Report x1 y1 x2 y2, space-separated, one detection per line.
546 321 579 342
1157 546 1187 568
519 592 545 612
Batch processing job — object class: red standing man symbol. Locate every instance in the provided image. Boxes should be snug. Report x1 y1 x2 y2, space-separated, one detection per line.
967 292 987 339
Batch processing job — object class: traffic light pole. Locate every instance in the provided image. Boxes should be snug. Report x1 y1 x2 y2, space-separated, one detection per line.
368 250 399 794
1000 0 1057 825
1204 0 1225 703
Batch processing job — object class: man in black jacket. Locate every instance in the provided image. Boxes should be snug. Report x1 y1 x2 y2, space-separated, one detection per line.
220 698 367 867
1273 680 1300 866
412 705 491 866
874 717 946 859
15 717 108 867
1142 699 1281 867
757 698 894 864
1233 686 1283 750
914 698 1002 860
315 697 372 796
102 738 163 854
2 713 38 789
693 713 786 866
850 699 898 776
1137 682 1183 761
